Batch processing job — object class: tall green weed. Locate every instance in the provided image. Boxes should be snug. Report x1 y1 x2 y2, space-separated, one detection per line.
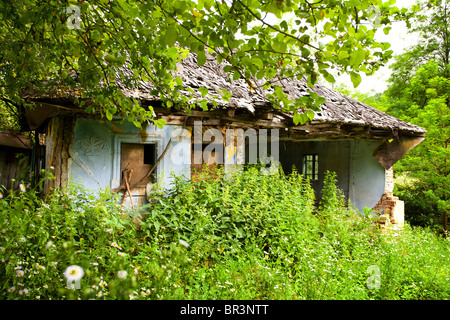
0 166 449 300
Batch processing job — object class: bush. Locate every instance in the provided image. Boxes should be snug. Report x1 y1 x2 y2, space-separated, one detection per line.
139 165 317 263
0 179 139 300
394 174 443 232
0 166 449 300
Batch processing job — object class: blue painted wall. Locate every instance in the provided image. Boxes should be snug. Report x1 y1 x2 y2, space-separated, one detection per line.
67 118 385 211
348 140 386 212
278 139 385 212
69 118 191 194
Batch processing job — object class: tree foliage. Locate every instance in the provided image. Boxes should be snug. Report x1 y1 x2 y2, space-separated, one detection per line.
386 0 450 106
0 0 416 128
382 0 450 233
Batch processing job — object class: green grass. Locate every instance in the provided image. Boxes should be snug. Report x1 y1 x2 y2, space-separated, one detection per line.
0 167 449 300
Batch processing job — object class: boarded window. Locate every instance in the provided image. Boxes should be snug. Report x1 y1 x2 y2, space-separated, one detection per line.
303 154 319 181
121 143 156 186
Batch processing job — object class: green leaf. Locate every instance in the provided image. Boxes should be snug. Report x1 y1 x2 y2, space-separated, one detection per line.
293 112 308 125
350 72 362 88
154 119 166 129
197 50 206 66
105 110 113 121
175 76 183 86
251 57 263 69
165 26 178 47
306 109 315 121
154 220 161 233
338 51 349 60
104 54 116 64
166 47 179 60
350 49 365 67
199 87 209 97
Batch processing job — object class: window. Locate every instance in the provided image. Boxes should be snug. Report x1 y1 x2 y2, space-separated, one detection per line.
120 143 156 186
143 144 156 165
191 141 223 176
303 154 319 180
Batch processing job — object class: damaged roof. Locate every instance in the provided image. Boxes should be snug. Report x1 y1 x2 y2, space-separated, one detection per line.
23 51 426 135
117 53 425 135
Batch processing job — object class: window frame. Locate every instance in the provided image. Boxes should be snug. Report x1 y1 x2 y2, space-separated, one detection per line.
303 154 319 181
111 134 164 189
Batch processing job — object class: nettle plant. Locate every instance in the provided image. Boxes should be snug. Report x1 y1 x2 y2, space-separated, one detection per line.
0 173 140 300
138 165 317 261
1 166 449 300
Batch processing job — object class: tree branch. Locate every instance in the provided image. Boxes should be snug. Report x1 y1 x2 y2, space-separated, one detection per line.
236 0 321 51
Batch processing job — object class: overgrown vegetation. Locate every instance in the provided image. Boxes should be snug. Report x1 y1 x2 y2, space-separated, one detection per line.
336 1 450 234
1 167 449 300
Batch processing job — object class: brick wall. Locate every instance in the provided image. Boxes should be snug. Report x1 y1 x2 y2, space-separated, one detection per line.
373 166 404 228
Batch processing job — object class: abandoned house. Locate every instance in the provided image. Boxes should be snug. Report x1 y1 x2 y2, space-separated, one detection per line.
21 53 426 226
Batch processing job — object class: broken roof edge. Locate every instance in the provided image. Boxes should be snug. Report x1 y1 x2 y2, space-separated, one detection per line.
0 131 33 149
20 50 426 136
23 95 426 141
311 83 427 134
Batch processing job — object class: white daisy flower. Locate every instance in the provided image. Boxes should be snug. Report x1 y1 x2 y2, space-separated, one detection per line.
16 270 25 277
117 270 127 279
19 184 26 192
63 265 84 282
45 241 53 250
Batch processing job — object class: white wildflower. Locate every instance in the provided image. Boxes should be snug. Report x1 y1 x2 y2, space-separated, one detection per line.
45 241 53 250
19 184 26 192
63 265 84 282
117 270 127 279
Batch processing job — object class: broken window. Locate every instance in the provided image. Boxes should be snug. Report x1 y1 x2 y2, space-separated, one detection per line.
120 143 157 187
303 154 319 181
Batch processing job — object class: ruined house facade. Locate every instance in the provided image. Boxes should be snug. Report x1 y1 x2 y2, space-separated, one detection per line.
23 53 426 226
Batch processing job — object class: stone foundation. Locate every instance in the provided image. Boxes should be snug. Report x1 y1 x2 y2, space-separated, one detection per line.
373 167 405 229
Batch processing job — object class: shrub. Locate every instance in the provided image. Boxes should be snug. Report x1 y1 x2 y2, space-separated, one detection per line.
0 178 139 300
394 175 442 232
0 167 449 300
139 165 317 263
